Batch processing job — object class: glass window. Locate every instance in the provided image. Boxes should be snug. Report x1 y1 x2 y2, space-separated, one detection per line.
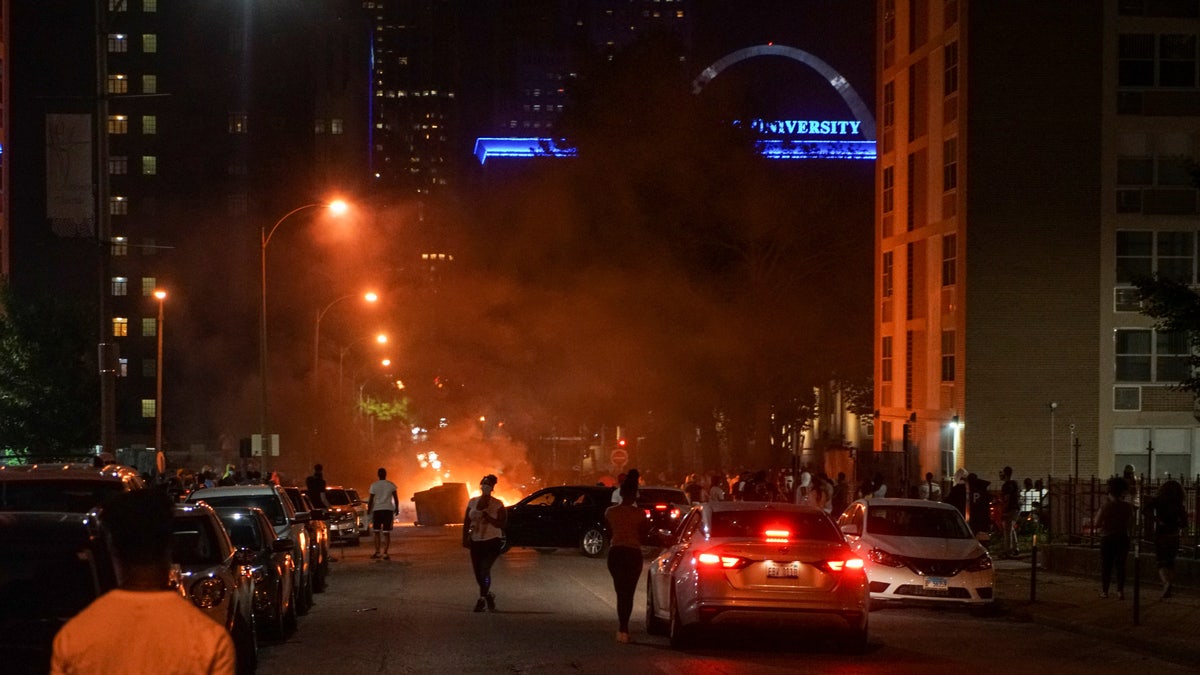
1116 231 1153 283
883 82 895 129
108 156 128 175
109 197 128 216
941 330 956 382
107 75 127 94
107 34 128 53
709 510 841 542
141 156 157 175
111 277 128 296
1116 329 1153 382
109 1 127 12
142 75 157 94
141 399 157 419
942 234 957 286
1119 34 1156 86
944 42 958 96
1158 34 1196 86
882 166 894 213
942 138 957 191
113 318 129 338
142 116 157 134
1117 156 1154 185
331 118 344 134
882 336 893 382
112 237 128 256
142 318 157 337
314 119 326 134
142 34 157 53
229 113 248 134
142 277 157 296
107 115 128 134
882 251 894 298
1156 231 1194 282
1155 330 1192 381
143 0 157 11
884 0 895 43
1158 156 1193 185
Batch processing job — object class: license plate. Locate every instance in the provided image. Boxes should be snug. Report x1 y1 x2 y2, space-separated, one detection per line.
767 562 800 578
923 576 949 592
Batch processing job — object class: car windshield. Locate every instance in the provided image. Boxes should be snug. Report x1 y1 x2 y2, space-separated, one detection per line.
219 516 263 550
709 510 842 543
867 505 973 539
0 480 123 512
192 495 286 526
324 489 351 506
0 548 108 621
171 516 225 566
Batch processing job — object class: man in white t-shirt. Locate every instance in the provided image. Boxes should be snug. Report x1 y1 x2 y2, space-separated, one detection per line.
52 490 234 675
794 464 813 504
368 467 400 559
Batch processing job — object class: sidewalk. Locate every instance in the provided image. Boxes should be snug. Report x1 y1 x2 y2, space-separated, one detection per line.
994 555 1200 665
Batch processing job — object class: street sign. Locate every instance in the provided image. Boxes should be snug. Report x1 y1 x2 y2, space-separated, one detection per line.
611 447 628 468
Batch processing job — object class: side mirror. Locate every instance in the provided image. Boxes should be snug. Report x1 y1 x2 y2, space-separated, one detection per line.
292 511 311 524
273 537 296 553
235 547 257 565
840 523 862 537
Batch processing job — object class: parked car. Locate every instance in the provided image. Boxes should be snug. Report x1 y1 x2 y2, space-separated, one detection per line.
171 501 258 673
321 485 364 544
0 511 119 674
186 484 315 615
646 501 869 651
283 485 330 591
635 486 689 543
214 506 298 640
345 487 370 535
837 498 994 608
501 485 617 558
0 462 145 512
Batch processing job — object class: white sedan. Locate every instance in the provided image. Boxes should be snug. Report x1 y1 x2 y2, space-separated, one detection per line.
645 501 869 651
837 498 994 607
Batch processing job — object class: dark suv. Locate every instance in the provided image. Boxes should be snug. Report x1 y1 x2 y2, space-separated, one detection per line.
501 485 617 558
0 462 145 512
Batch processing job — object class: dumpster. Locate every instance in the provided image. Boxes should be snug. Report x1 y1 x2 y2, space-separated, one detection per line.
411 483 470 526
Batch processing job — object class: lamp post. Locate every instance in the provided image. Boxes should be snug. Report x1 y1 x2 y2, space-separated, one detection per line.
313 291 378 390
154 289 166 455
259 200 348 469
338 333 389 398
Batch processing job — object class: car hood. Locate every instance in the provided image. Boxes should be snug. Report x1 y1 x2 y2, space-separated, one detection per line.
858 533 984 559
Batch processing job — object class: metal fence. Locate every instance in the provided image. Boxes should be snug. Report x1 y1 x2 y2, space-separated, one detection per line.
1035 475 1199 555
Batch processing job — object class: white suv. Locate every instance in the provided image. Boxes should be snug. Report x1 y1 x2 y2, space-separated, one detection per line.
187 485 315 614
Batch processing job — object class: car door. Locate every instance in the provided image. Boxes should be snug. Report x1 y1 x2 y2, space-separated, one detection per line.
650 507 702 614
505 488 560 547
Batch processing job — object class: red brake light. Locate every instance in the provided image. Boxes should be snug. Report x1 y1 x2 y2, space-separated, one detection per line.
824 557 866 572
654 503 668 510
696 553 747 569
764 528 790 543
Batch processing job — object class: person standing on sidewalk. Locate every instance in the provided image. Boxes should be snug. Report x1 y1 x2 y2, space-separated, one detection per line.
999 467 1021 558
1149 479 1187 599
463 474 507 612
367 467 399 560
306 463 328 507
1094 476 1134 599
604 469 645 643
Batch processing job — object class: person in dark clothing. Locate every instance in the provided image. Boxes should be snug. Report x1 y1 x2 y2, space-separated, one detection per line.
1149 479 1187 599
999 467 1020 558
1094 477 1134 599
305 464 328 507
604 469 645 643
966 473 992 535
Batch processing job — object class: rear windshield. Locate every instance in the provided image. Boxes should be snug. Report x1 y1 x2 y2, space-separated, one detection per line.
710 510 842 543
170 515 226 566
219 516 263 550
324 489 351 506
0 480 123 513
867 505 973 539
191 495 286 526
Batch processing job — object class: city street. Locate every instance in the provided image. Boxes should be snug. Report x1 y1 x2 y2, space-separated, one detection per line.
257 525 1192 675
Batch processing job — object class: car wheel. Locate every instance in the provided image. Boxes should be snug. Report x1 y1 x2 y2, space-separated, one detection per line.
579 527 609 558
233 611 258 674
645 573 668 636
668 588 691 648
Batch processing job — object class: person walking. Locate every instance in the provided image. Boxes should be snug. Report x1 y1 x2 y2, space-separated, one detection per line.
367 467 399 559
604 469 645 643
305 463 328 507
1094 477 1134 599
463 474 507 612
999 466 1021 558
51 489 235 674
1149 479 1187 599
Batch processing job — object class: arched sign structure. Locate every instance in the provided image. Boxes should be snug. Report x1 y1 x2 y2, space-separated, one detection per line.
474 43 876 163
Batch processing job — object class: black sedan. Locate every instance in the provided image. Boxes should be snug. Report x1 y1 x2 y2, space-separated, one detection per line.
214 506 298 640
501 485 617 558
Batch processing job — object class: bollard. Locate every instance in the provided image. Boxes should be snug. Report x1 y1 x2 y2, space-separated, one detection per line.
1030 533 1037 603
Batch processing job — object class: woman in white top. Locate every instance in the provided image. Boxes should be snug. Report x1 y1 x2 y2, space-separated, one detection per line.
463 474 508 612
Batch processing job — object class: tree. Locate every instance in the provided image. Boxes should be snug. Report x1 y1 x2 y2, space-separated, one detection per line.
1134 276 1200 394
0 284 99 456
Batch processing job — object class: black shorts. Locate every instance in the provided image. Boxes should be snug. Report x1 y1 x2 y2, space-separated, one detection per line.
372 510 394 531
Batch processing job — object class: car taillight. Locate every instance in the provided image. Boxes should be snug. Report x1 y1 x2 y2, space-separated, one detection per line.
764 529 790 543
868 547 906 568
696 552 749 569
191 576 227 609
819 557 866 573
669 507 680 519
964 553 993 572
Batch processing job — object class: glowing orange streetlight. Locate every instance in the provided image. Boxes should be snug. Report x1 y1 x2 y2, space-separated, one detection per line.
313 291 379 389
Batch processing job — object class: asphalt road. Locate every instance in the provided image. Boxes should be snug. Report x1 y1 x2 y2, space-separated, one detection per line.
256 525 1193 675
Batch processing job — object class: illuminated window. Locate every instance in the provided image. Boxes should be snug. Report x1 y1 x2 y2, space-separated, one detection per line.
118 358 128 377
112 237 129 256
882 166 894 213
229 113 249 134
111 277 128 296
109 156 128 175
113 317 129 337
142 318 157 337
108 34 128 52
107 75 128 94
143 75 157 94
109 0 127 11
881 336 893 382
142 399 157 418
108 115 128 134
941 330 956 382
942 138 957 191
142 116 157 134
142 34 157 53
142 277 157 295
109 197 128 215
143 0 157 11
142 156 157 175
942 234 957 286
944 42 958 95
314 119 326 134
332 118 344 134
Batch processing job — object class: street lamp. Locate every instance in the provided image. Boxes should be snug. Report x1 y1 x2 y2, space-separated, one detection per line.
313 291 378 390
154 289 166 455
259 199 349 468
338 333 389 396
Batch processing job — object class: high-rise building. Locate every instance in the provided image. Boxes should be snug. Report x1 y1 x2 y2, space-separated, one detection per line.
0 0 7 284
877 1 1200 483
